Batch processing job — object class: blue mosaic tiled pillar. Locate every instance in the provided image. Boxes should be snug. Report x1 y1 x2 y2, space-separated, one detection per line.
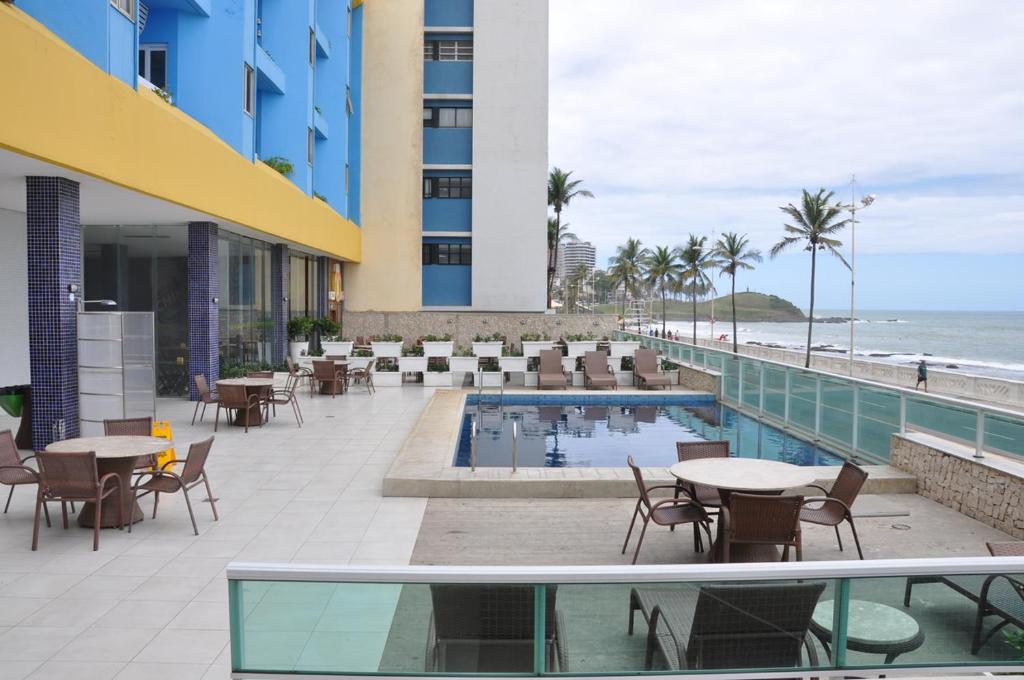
270 244 290 365
188 222 219 401
317 255 329 318
26 177 81 448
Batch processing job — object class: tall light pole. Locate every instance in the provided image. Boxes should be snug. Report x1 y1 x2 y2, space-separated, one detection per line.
837 175 875 375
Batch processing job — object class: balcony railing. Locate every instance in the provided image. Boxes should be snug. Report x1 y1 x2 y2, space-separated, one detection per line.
618 331 1024 463
227 558 1024 677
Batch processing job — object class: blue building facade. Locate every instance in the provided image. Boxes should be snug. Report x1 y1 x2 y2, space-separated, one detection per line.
421 0 474 307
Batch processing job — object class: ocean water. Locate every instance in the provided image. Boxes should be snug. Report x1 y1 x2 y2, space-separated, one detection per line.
661 310 1024 381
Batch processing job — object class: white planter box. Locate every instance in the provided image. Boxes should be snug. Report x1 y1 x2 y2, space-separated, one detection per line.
521 340 554 357
289 341 307 363
669 370 680 385
321 341 353 356
423 371 452 387
371 371 402 387
422 341 454 358
561 357 576 373
565 341 598 358
450 356 479 373
615 370 634 387
609 341 641 358
472 341 504 358
346 355 375 371
498 356 528 372
524 372 539 387
398 356 427 373
571 371 586 387
370 341 403 358
473 371 503 388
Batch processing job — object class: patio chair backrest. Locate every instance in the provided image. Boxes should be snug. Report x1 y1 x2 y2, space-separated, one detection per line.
36 450 99 497
635 348 659 374
538 349 562 374
687 581 826 669
728 493 803 544
286 356 301 376
217 383 249 409
829 462 867 508
180 436 214 485
103 417 152 437
676 440 730 463
312 360 337 381
584 351 611 375
430 584 558 642
0 429 23 484
626 455 653 509
195 374 213 401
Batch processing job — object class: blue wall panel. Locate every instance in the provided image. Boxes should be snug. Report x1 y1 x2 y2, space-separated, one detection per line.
424 62 472 94
423 265 472 306
313 0 351 214
347 3 363 225
425 0 473 27
423 199 472 231
424 128 472 165
107 6 137 86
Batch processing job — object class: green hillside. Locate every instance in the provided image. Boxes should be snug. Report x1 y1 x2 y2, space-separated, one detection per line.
596 292 806 322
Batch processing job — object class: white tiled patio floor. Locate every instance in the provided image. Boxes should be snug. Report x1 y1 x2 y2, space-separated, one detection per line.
0 385 436 680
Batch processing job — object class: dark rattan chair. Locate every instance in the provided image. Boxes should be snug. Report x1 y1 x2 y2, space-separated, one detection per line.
104 416 155 470
34 451 123 551
721 493 804 563
312 359 346 397
130 435 218 535
214 383 264 433
629 581 825 670
426 584 568 672
266 373 304 427
0 429 51 522
286 356 314 396
348 359 375 394
538 349 567 390
622 455 711 564
799 461 868 559
673 440 730 516
192 374 219 425
584 350 617 390
635 348 671 390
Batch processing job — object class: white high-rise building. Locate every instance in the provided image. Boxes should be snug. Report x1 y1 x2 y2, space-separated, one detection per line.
556 238 597 281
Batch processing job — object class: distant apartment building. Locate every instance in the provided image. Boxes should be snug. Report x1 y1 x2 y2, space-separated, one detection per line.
556 238 597 281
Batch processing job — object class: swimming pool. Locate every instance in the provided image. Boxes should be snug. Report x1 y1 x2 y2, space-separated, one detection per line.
454 395 845 468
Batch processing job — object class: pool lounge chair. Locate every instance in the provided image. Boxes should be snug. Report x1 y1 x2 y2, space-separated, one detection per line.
538 349 567 390
628 581 825 670
584 350 617 390
634 348 671 390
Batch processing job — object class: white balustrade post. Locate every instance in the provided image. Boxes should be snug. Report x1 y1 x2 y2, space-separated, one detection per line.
899 394 906 434
784 370 791 425
814 375 822 437
974 411 985 459
852 384 860 455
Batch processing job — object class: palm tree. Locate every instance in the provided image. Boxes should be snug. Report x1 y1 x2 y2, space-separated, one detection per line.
565 264 590 313
770 188 851 367
643 246 683 336
607 238 647 330
713 232 762 353
677 235 717 344
547 217 575 307
547 168 594 308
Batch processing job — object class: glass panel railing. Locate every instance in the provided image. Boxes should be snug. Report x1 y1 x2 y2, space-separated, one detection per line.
856 387 900 461
788 369 818 432
763 364 787 419
740 360 761 410
984 413 1024 458
721 355 739 402
820 378 855 447
906 397 977 446
229 561 1024 677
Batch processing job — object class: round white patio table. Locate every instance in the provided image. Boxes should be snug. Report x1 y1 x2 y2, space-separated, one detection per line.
45 435 171 528
670 458 818 562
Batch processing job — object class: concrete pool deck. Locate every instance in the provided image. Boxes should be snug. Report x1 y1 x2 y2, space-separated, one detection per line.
382 388 917 497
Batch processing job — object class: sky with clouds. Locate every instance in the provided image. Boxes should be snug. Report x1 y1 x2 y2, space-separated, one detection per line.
548 1 1024 311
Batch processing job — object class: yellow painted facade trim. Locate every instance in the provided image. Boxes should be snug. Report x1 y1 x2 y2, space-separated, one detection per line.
0 5 361 261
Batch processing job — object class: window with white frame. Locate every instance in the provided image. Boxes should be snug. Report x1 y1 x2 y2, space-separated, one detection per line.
307 128 314 165
111 0 134 20
423 176 471 199
138 44 167 89
243 64 255 115
423 107 472 128
424 39 473 61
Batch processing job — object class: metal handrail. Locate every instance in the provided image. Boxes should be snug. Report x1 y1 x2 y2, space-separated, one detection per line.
511 419 517 473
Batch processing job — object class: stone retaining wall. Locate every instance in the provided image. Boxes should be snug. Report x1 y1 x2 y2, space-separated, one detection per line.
891 434 1024 538
676 364 721 398
342 311 620 350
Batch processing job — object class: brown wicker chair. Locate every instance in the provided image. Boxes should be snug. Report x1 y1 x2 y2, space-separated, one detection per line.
0 429 52 524
191 374 219 425
622 455 711 564
33 451 124 551
799 461 868 559
538 349 567 390
348 359 375 394
629 581 825 670
103 417 155 469
426 584 568 672
286 355 314 396
584 350 617 390
312 359 346 397
634 348 671 390
673 440 730 516
721 493 804 563
214 383 265 433
265 373 304 427
130 435 218 535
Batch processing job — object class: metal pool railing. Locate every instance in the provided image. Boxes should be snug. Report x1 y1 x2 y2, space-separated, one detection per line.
226 558 1024 678
618 331 1024 463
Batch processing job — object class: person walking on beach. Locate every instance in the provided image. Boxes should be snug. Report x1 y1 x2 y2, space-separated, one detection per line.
915 360 928 392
